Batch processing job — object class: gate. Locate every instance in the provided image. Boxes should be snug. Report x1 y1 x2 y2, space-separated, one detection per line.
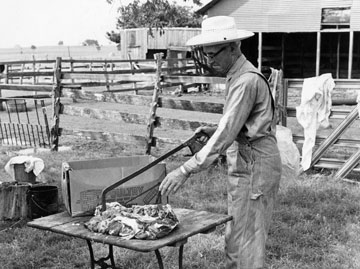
0 96 51 148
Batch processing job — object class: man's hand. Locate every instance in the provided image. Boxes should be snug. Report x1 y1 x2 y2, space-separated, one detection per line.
159 167 190 197
195 126 216 138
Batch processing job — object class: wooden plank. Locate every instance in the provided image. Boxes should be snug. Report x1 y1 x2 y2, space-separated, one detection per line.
27 208 232 252
62 59 157 64
62 73 155 82
62 129 148 147
64 68 157 75
88 94 224 114
303 106 359 172
163 75 226 84
0 84 53 92
158 97 223 114
51 57 62 151
146 53 163 154
61 81 136 88
293 135 360 147
7 71 53 77
286 107 359 119
348 31 354 79
286 79 360 89
314 158 360 172
0 182 30 220
335 149 360 180
63 105 217 131
316 32 321 76
63 106 149 125
0 60 55 65
63 129 187 146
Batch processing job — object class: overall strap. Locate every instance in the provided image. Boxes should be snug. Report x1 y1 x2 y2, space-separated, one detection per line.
243 70 276 127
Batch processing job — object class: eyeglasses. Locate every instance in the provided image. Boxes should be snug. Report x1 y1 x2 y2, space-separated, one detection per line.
203 46 228 60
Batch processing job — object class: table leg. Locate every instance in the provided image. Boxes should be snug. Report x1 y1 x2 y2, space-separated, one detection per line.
86 240 119 269
178 244 184 269
155 249 164 269
155 240 186 269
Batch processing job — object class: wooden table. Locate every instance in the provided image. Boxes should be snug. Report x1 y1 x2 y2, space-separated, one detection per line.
27 208 232 269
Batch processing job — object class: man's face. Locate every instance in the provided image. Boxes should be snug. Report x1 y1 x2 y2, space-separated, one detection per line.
203 44 230 74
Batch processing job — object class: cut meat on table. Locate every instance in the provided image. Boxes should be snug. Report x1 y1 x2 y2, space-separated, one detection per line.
84 202 179 240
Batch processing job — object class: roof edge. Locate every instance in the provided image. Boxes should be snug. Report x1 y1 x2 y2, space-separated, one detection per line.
195 0 222 14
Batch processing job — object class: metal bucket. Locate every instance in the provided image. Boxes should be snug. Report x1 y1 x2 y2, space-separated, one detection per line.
14 163 36 184
28 185 59 219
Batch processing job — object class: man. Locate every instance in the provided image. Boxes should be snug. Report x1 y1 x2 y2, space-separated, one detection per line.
159 16 281 269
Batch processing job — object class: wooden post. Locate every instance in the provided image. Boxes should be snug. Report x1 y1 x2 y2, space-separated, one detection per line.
70 58 75 84
5 64 9 84
281 34 285 72
104 60 110 91
316 31 321 76
336 33 341 79
110 60 114 87
258 32 262 71
145 53 163 155
128 53 138 95
20 63 24 84
348 30 354 79
32 54 37 84
51 57 62 151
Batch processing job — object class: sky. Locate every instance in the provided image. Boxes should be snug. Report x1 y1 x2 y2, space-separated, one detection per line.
0 0 202 49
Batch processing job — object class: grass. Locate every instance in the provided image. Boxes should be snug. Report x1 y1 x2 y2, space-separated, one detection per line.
0 137 360 268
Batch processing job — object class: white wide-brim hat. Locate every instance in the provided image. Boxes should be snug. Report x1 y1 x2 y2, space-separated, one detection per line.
186 16 254 47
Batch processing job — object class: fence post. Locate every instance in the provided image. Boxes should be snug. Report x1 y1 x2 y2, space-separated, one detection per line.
104 59 110 91
51 57 62 151
145 53 163 155
128 53 138 95
70 57 75 84
4 64 9 84
32 55 37 84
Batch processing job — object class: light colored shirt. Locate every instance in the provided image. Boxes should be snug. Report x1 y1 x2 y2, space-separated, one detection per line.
182 54 275 174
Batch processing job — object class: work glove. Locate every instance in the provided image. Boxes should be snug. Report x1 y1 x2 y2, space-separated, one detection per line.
159 167 190 197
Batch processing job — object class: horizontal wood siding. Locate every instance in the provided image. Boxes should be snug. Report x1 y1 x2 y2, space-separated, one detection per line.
207 0 321 32
120 29 147 59
147 28 201 50
321 0 352 8
351 0 360 30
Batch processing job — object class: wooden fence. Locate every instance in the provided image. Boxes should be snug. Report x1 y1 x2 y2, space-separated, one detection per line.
0 56 199 151
1 56 360 180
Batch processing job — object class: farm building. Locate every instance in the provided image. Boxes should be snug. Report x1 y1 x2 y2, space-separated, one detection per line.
118 28 201 60
196 0 360 79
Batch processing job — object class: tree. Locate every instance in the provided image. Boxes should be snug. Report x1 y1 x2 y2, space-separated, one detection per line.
82 39 100 47
105 0 202 45
30 45 36 50
58 41 64 45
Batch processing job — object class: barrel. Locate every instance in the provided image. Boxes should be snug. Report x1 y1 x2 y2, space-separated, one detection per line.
28 185 59 219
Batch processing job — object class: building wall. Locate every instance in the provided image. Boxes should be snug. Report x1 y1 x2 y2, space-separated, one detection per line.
119 28 201 59
321 0 352 8
120 29 148 59
204 0 360 32
351 0 360 30
147 28 201 50
206 0 321 32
